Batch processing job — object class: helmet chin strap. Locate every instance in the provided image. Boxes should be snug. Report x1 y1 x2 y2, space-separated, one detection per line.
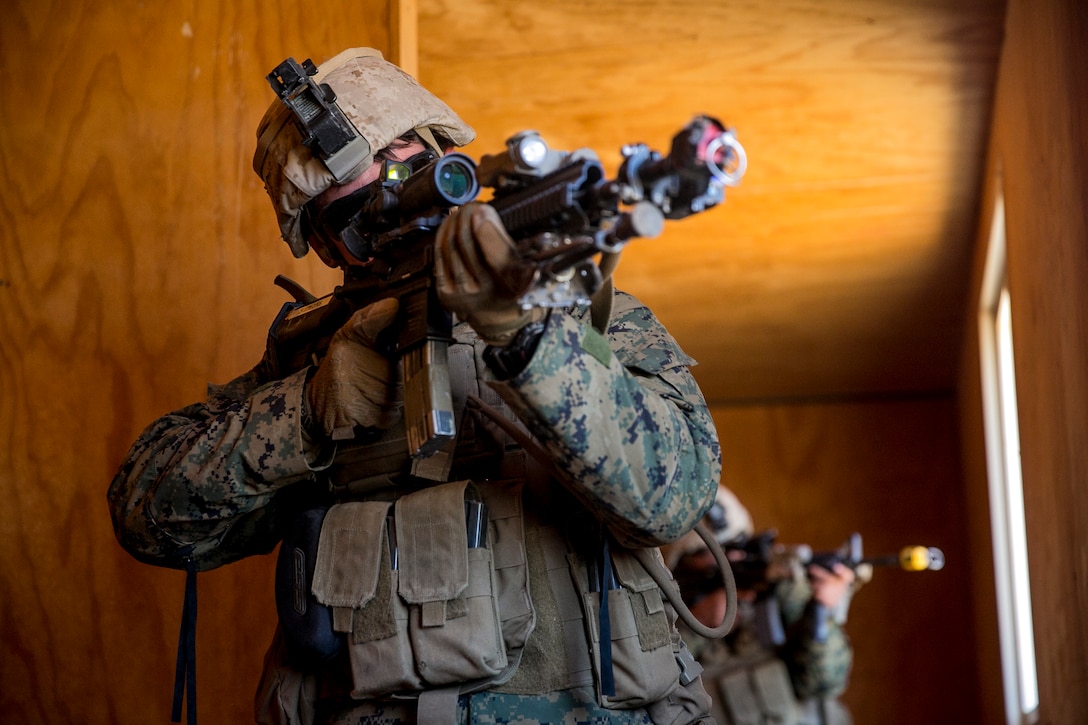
598 250 623 284
587 251 623 335
415 126 445 156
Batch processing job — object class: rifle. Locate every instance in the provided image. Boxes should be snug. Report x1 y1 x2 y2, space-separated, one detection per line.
675 530 944 644
263 59 747 468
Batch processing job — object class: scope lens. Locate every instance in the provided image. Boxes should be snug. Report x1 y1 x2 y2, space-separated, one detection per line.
437 161 474 201
385 161 412 182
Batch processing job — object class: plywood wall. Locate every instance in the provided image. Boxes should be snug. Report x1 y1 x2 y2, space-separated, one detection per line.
0 2 394 722
417 0 1004 404
958 0 1088 723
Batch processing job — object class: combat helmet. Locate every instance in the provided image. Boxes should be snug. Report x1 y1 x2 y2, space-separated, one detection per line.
252 47 475 261
662 486 754 569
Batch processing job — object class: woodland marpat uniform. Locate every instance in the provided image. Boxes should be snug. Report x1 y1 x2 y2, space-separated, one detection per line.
109 293 723 724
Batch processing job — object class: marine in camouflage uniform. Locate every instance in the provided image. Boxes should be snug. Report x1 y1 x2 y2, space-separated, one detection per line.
663 489 854 725
108 48 721 724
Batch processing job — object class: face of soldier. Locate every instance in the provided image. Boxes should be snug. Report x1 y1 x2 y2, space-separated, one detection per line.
312 138 430 266
691 587 729 629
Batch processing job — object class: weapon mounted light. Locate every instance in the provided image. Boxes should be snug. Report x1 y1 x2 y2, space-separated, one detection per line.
475 131 576 187
513 133 549 169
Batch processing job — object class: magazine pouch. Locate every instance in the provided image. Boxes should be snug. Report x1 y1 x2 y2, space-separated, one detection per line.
707 652 802 725
309 499 411 697
397 480 506 686
310 481 506 700
572 544 680 709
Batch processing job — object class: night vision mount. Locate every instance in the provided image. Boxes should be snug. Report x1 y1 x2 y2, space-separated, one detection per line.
267 57 369 183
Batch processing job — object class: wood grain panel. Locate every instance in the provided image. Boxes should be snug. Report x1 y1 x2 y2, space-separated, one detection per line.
0 2 392 722
984 0 1088 721
713 397 981 723
420 0 1003 403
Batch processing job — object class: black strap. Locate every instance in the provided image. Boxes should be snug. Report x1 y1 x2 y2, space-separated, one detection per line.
171 567 198 725
598 538 616 697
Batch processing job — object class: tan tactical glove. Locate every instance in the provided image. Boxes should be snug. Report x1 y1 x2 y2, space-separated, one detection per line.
435 202 543 346
305 298 400 440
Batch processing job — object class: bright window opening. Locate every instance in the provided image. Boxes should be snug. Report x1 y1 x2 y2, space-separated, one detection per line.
979 193 1039 725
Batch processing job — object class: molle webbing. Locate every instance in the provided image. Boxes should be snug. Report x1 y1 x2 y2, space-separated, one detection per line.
494 521 594 695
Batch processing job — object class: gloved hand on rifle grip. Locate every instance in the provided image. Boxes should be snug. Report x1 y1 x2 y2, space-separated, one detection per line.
435 202 543 347
305 298 400 441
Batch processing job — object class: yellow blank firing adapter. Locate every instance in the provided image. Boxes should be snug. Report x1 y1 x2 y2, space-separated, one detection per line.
899 546 945 571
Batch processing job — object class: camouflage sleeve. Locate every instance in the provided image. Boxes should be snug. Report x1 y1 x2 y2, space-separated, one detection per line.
775 578 854 698
107 366 330 571
488 290 721 548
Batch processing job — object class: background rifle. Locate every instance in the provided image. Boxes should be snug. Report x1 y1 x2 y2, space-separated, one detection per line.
265 108 746 465
675 530 945 645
